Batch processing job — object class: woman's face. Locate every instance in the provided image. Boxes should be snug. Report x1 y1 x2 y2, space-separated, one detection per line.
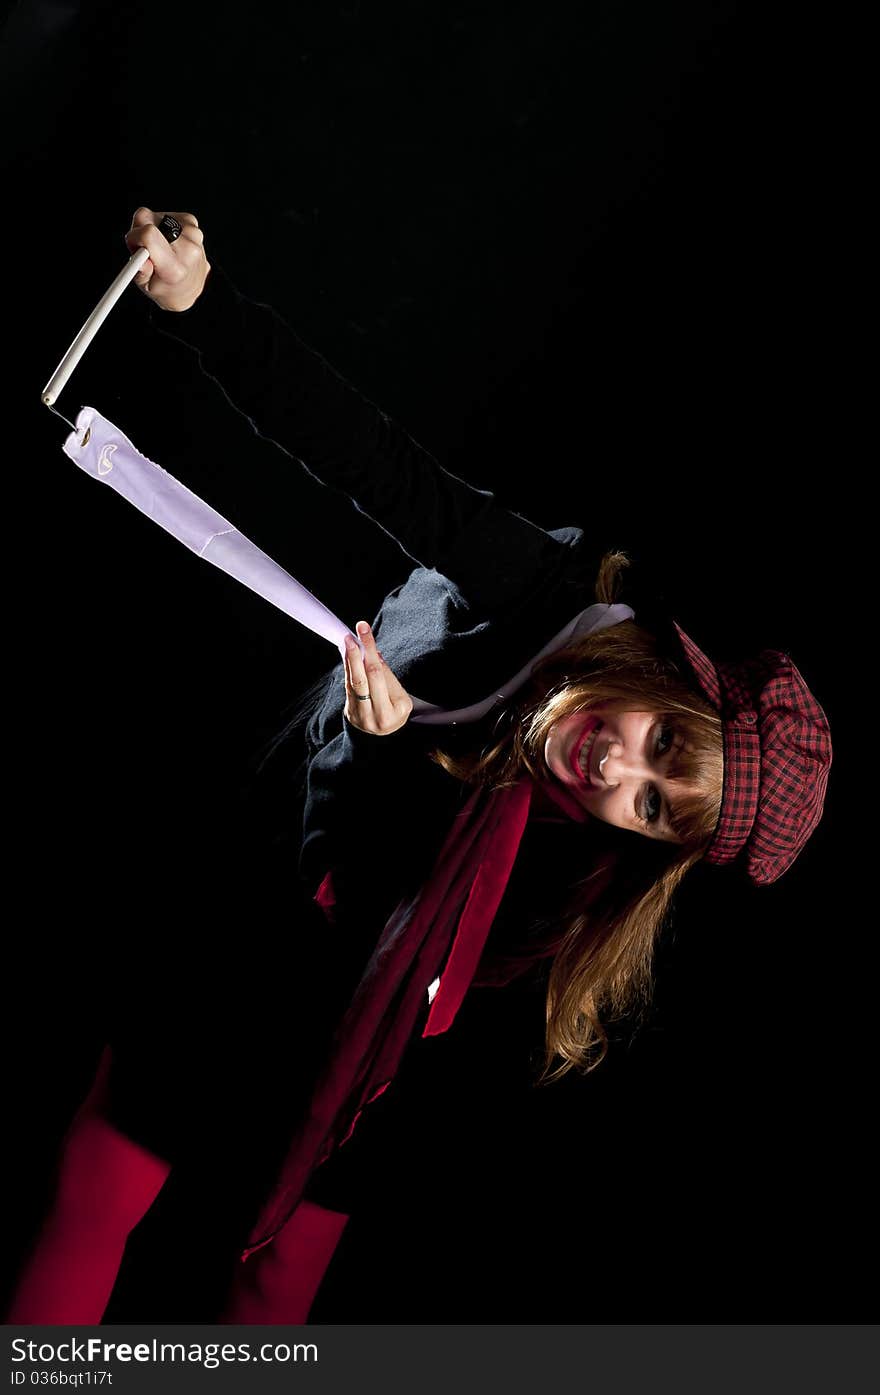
543 703 700 843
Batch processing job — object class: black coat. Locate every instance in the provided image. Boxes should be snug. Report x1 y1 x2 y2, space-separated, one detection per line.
129 265 638 1216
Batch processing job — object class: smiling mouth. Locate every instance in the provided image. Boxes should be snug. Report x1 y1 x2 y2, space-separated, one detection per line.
570 718 600 784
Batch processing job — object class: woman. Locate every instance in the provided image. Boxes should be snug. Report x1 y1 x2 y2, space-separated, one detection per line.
7 208 832 1324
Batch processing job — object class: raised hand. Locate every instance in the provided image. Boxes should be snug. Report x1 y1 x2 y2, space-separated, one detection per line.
343 622 414 735
124 206 211 313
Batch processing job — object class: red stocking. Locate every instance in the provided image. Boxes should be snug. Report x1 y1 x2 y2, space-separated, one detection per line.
5 1046 172 1325
221 1201 350 1324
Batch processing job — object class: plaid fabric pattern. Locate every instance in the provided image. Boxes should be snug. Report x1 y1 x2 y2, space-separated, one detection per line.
672 622 832 886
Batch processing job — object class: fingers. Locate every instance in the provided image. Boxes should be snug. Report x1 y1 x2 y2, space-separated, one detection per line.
343 622 413 734
344 622 394 730
128 208 202 243
380 658 410 703
124 207 204 287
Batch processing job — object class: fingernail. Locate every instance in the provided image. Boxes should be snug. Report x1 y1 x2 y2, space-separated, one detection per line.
357 621 370 637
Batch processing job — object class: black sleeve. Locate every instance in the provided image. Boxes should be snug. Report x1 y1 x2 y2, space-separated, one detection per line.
138 264 583 613
300 716 458 907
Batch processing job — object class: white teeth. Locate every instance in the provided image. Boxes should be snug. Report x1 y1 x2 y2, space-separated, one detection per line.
578 728 595 778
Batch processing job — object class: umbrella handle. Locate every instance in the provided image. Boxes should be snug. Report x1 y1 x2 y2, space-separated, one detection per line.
41 247 151 408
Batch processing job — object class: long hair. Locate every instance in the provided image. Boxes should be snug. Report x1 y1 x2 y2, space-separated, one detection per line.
433 551 724 1080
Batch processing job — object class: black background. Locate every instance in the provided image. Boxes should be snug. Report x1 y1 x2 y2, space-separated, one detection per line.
1 1 864 1320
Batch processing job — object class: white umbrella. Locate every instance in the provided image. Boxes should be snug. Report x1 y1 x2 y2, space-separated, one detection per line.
42 236 361 660
41 240 633 724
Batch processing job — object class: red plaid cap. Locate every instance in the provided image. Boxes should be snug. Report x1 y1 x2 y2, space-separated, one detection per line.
670 621 832 886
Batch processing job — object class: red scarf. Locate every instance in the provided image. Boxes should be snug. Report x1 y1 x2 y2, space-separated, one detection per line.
241 776 534 1259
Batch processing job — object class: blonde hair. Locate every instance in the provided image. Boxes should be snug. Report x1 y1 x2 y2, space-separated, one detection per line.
432 551 724 1080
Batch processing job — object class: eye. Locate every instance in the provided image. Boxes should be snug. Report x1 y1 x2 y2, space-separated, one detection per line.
640 723 674 828
643 786 663 825
656 722 674 757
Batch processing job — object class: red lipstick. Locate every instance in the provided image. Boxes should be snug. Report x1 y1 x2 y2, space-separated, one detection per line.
570 716 600 783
